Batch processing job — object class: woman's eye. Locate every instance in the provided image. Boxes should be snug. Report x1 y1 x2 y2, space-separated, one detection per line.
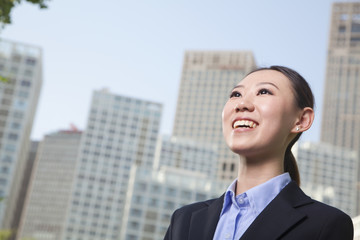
258 89 272 95
230 91 241 98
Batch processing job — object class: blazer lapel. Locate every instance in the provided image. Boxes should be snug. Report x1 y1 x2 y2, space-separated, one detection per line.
188 194 224 240
240 181 314 240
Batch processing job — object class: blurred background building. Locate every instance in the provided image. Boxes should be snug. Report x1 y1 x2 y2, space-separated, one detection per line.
320 1 360 216
16 129 82 240
120 165 226 240
0 39 42 232
11 140 39 240
153 136 218 178
62 90 162 240
297 142 358 217
321 1 360 151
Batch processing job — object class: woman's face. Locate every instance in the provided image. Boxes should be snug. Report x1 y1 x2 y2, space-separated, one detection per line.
222 70 301 158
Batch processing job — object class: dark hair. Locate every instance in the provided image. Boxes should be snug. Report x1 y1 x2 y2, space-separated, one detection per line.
247 66 315 185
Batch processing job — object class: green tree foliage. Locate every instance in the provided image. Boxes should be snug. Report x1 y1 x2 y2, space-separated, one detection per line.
0 0 50 27
0 76 9 83
0 230 11 240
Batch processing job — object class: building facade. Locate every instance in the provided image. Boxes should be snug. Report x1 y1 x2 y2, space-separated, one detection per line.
120 165 227 240
12 140 39 240
62 89 162 240
153 136 218 178
17 130 82 240
320 1 360 216
297 141 358 217
172 51 256 180
321 2 360 151
0 39 42 229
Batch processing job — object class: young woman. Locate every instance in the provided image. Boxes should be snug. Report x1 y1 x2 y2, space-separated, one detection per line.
164 66 354 240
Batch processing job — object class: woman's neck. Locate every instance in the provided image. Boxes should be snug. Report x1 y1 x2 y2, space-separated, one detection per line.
236 155 284 196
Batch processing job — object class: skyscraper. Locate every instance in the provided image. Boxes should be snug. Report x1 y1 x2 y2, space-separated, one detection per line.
17 130 82 240
172 51 256 180
120 165 226 240
153 136 218 178
62 89 162 240
321 2 360 151
320 1 360 215
0 39 42 230
12 140 39 240
297 141 358 217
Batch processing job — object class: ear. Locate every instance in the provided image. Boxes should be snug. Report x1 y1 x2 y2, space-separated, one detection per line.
291 107 314 133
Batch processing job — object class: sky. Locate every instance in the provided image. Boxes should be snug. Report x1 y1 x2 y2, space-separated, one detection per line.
0 0 349 142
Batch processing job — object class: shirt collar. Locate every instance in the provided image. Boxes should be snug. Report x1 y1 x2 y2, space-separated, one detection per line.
220 172 291 216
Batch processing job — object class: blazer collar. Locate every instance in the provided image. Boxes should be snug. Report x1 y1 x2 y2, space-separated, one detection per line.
240 181 314 240
188 194 225 240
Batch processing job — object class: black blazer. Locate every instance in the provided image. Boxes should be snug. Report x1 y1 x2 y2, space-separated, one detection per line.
164 181 354 240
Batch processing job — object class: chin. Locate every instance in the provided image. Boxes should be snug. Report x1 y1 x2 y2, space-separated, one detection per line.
229 145 251 155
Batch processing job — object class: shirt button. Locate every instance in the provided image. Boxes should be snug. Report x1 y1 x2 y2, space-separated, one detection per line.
225 233 231 239
238 198 244 204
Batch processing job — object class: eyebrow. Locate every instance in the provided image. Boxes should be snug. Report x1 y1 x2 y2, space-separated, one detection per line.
232 81 279 90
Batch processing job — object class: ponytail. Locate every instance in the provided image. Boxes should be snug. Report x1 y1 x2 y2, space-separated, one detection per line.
284 133 301 186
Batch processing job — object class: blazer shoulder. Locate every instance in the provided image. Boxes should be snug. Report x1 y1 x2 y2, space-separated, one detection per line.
164 196 223 240
301 197 352 219
291 191 354 240
289 183 353 229
308 200 354 239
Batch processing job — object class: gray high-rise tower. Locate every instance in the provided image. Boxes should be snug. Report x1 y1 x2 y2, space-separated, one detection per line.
320 2 360 215
321 2 360 151
17 129 82 240
172 51 256 180
62 89 162 240
0 39 42 230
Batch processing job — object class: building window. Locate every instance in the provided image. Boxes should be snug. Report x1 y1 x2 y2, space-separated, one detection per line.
8 133 18 140
340 14 348 21
143 224 155 233
338 25 346 33
196 193 206 201
26 57 37 66
145 210 157 220
0 178 7 186
351 22 360 32
131 209 142 217
21 80 31 87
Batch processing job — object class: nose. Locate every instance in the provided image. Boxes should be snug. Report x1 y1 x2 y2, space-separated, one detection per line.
234 98 254 112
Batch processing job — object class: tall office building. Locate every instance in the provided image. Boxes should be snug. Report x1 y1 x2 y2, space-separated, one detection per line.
172 51 256 180
121 133 226 240
321 2 360 151
320 1 360 216
12 140 39 240
62 89 162 240
17 130 82 240
297 142 358 217
0 39 42 229
153 136 218 178
120 165 226 240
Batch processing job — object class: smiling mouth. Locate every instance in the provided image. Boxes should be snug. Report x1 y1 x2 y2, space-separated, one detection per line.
233 120 258 129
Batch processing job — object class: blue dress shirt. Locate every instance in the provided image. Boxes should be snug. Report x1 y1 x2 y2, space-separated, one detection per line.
213 172 291 240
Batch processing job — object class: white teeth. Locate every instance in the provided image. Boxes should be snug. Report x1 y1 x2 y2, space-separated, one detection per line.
233 120 258 129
